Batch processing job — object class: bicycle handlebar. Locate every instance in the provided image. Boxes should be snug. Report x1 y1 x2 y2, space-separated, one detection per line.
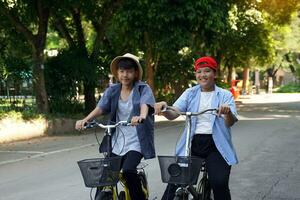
83 120 132 130
162 106 218 116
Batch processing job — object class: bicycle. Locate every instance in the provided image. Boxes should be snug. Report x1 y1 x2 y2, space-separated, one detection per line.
77 120 149 200
157 107 218 200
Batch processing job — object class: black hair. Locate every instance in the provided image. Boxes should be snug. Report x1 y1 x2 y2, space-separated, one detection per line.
117 58 138 70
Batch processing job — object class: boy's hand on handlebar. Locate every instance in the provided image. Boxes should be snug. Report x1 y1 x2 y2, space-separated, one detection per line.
131 116 145 126
75 119 88 131
154 101 168 115
218 104 231 116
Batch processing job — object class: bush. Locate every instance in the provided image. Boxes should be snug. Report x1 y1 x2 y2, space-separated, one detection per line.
276 83 300 93
0 109 43 121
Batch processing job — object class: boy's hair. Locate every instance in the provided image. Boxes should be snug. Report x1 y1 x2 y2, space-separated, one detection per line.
117 58 138 70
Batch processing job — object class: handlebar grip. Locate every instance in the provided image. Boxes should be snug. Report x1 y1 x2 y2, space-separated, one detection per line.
83 120 97 129
126 118 145 125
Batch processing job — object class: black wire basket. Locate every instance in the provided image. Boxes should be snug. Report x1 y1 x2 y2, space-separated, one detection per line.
77 156 122 187
158 156 203 185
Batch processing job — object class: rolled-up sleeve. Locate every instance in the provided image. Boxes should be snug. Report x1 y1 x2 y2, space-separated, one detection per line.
97 87 111 114
140 85 155 107
173 89 190 112
224 92 238 122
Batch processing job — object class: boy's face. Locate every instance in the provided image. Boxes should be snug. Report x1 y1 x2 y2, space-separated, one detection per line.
117 67 138 86
195 67 216 91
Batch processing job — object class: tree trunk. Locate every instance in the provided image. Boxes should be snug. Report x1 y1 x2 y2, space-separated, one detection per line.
32 47 49 113
227 65 233 83
145 50 155 93
242 67 250 95
71 7 96 113
83 82 96 114
0 0 50 113
144 32 155 93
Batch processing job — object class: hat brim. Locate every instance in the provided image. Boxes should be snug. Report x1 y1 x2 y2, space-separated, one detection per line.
110 54 143 81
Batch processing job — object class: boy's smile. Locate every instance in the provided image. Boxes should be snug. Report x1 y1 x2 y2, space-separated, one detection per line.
117 68 138 86
195 67 216 91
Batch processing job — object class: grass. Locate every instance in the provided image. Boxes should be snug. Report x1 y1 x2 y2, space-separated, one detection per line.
275 83 300 93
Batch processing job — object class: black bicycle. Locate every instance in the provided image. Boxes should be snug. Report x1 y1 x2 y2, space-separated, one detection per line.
157 107 217 200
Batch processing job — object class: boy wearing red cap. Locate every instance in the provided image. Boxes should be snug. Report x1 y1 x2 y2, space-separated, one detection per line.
155 56 238 200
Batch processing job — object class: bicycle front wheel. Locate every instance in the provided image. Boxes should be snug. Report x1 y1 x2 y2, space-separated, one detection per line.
173 188 189 200
118 191 125 200
197 177 212 200
95 190 113 200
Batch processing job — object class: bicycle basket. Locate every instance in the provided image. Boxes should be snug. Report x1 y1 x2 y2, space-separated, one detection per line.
158 156 203 185
77 156 122 187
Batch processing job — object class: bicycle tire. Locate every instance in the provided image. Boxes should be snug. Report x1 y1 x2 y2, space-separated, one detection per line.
203 183 212 200
95 190 113 200
138 171 148 190
173 195 188 200
119 191 125 200
138 170 149 199
173 188 189 200
197 177 213 200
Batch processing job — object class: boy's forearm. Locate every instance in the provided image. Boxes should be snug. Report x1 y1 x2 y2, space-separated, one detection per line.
224 111 235 127
83 107 103 121
140 104 149 118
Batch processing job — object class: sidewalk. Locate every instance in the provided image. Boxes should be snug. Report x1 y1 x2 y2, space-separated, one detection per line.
237 93 300 104
155 93 300 122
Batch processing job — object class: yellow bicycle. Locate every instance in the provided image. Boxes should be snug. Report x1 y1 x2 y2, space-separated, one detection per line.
77 120 149 200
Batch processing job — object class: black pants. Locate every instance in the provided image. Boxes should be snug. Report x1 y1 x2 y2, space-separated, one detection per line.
114 151 146 200
161 134 231 200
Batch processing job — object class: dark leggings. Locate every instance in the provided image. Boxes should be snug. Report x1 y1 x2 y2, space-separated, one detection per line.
115 151 146 200
161 134 231 200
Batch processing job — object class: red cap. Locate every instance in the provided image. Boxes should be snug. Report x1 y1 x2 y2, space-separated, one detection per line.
194 56 218 71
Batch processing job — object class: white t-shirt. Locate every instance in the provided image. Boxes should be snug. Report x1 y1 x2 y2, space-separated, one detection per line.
195 91 214 134
112 90 141 155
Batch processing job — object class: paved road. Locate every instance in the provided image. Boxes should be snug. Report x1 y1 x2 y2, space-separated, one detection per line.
0 93 300 200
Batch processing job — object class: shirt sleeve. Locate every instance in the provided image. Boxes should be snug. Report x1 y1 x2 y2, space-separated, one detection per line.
173 89 190 112
223 91 238 122
97 87 111 114
140 85 155 107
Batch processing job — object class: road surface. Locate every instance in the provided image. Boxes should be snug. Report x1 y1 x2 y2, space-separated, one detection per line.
0 93 300 200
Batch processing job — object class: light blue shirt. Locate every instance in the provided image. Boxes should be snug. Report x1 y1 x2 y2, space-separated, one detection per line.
173 85 238 165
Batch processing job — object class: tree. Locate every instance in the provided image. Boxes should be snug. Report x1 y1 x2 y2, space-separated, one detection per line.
220 0 300 93
0 0 51 113
110 0 231 95
49 0 123 113
0 25 32 96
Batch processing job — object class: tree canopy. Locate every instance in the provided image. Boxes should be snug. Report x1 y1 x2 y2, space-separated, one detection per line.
0 0 299 114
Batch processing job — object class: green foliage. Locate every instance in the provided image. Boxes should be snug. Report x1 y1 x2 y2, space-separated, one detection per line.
0 108 43 121
276 83 300 93
155 52 195 101
1 0 300 116
45 48 97 114
258 0 299 25
216 78 231 89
